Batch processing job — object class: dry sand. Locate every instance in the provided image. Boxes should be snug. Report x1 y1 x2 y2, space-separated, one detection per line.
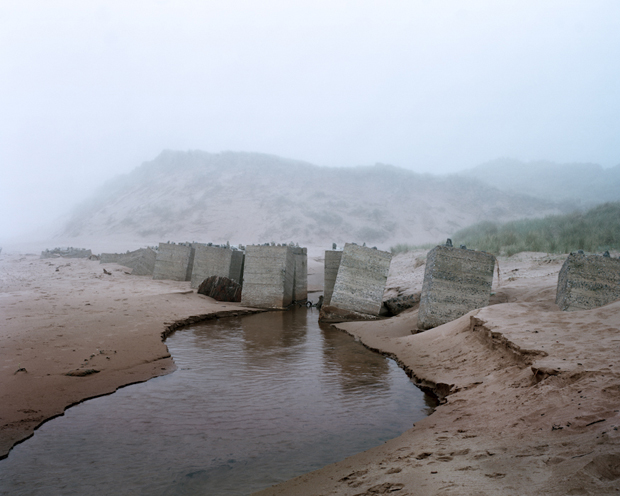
257 251 620 495
2 249 620 495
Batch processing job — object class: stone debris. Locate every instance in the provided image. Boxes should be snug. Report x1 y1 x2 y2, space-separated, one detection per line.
40 247 92 259
417 245 496 330
323 243 392 321
190 244 244 289
100 247 157 276
556 252 620 311
384 293 420 316
197 275 242 302
152 242 195 281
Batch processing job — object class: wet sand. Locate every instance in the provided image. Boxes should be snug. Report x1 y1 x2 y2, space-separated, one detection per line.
256 251 620 495
0 253 259 459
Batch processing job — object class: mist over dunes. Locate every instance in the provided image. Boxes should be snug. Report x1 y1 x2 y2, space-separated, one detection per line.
463 158 620 205
59 150 565 249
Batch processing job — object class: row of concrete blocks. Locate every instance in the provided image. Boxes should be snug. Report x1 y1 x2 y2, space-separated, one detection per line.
101 243 308 309
324 242 620 330
323 243 497 328
416 246 620 329
101 243 244 284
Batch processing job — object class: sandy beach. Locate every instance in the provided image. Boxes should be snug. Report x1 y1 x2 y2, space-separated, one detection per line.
2 249 620 494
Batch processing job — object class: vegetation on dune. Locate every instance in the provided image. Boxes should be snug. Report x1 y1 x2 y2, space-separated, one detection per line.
451 202 620 256
390 243 436 254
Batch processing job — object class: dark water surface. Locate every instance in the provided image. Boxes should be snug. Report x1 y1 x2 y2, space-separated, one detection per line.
0 308 432 496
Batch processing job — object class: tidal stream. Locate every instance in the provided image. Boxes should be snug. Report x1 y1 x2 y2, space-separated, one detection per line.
0 307 432 496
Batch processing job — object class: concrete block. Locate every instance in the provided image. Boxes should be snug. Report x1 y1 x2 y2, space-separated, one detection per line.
152 242 195 281
323 250 343 306
241 245 295 309
329 243 392 316
100 248 157 276
190 245 245 288
417 245 496 330
291 247 308 302
556 252 620 311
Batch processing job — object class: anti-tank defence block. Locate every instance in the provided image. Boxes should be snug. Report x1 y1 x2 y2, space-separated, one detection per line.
191 245 245 289
328 243 392 317
323 250 343 306
241 245 295 309
291 247 307 302
556 252 620 311
152 243 195 281
100 248 157 276
417 245 495 330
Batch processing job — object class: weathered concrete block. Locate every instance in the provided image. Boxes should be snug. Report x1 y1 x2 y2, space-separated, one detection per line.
152 243 195 281
190 245 245 288
556 253 620 311
241 245 295 309
100 248 157 276
323 250 343 306
329 243 392 316
417 246 495 330
291 247 308 302
197 275 242 302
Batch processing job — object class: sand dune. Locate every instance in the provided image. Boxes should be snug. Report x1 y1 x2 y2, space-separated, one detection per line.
55 150 564 250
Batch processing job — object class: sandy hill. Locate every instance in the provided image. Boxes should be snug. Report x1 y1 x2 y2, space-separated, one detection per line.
462 158 620 206
59 150 564 249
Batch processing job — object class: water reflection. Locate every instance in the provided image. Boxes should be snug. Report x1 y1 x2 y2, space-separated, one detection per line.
241 308 308 353
320 321 390 392
0 308 430 496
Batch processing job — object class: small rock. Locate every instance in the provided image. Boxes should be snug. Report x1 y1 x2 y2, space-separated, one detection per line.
66 369 100 377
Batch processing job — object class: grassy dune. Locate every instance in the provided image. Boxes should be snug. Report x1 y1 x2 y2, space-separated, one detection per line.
451 202 620 256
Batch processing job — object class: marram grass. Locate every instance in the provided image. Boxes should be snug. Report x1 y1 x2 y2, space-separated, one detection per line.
451 202 620 256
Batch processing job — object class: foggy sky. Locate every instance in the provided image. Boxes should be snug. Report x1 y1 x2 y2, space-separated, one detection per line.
2 1 619 241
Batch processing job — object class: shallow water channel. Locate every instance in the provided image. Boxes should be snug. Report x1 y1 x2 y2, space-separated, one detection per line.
0 307 432 496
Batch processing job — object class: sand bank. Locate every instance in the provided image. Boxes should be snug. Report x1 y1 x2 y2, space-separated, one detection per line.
0 253 260 459
256 252 620 495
